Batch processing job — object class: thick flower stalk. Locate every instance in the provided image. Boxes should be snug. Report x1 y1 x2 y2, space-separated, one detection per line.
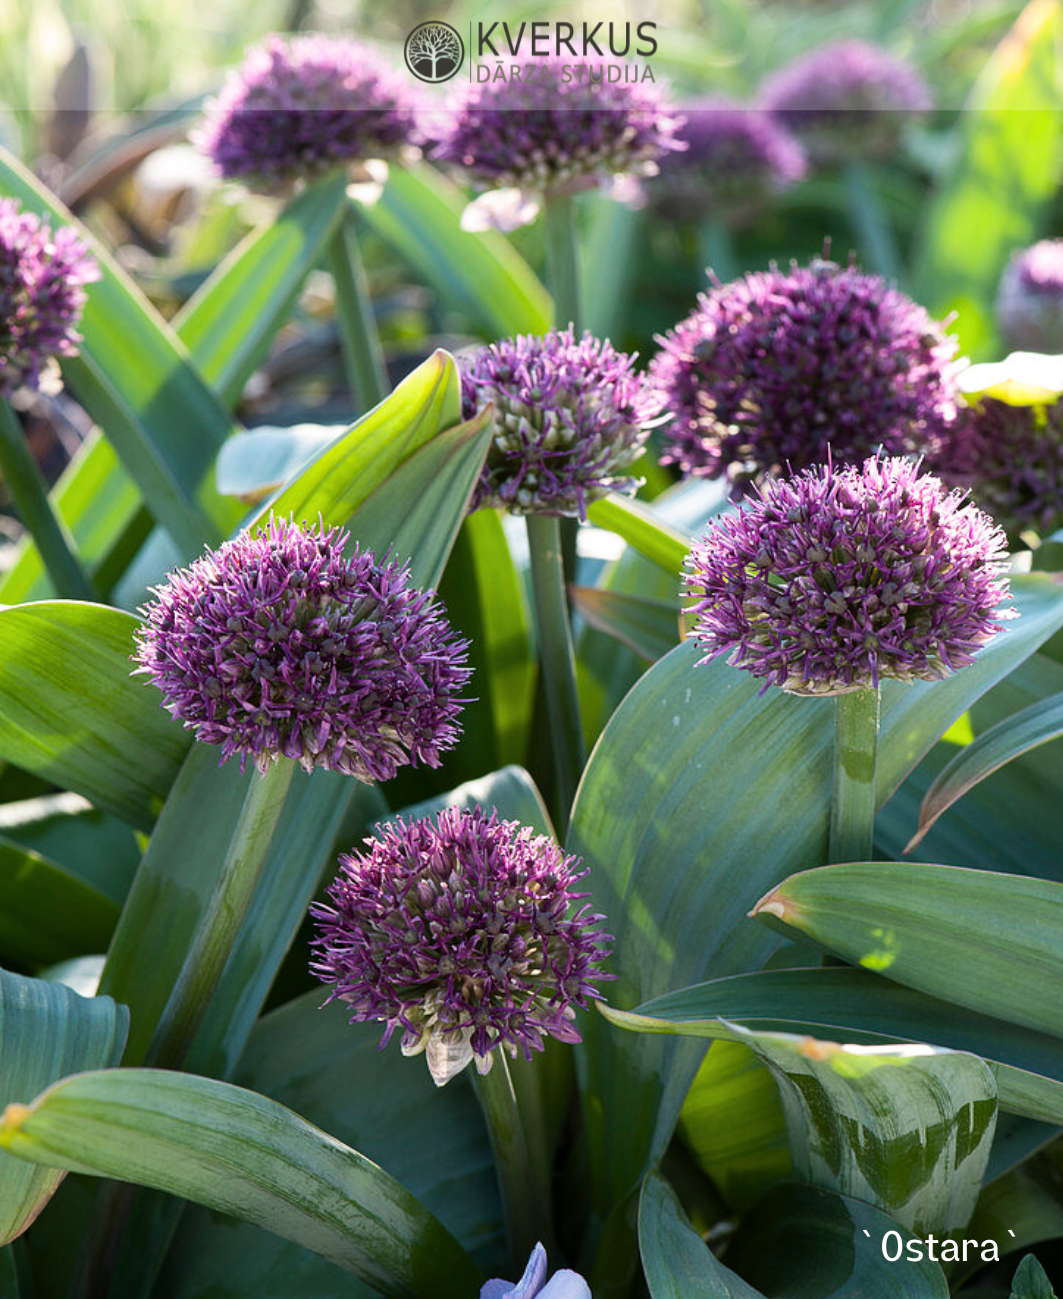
194 33 420 190
462 328 661 519
684 456 1012 697
483 1243 590 1299
310 805 611 1085
933 398 1063 540
0 198 99 396
997 240 1063 354
651 259 959 493
652 98 806 226
760 40 931 164
431 57 684 232
134 515 470 780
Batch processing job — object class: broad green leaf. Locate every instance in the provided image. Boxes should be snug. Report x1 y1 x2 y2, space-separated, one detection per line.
965 1164 1063 1291
910 689 1063 850
571 587 681 662
0 834 117 969
570 574 1063 1251
173 173 349 406
0 1069 481 1299
586 496 691 575
604 966 1063 1129
0 970 127 1245
0 603 190 832
1012 1254 1058 1298
581 199 645 342
0 146 241 553
393 764 553 838
358 164 551 337
436 511 536 783
724 1183 950 1299
252 349 461 533
157 994 503 1298
913 0 1063 355
754 864 1063 1042
215 424 343 502
638 1171 763 1298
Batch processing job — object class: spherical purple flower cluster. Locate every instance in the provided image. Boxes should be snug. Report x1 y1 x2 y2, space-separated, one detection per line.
134 516 470 780
310 806 611 1086
432 58 684 195
194 34 420 190
761 40 931 163
0 199 98 396
933 398 1063 539
652 99 806 225
685 457 1011 696
996 240 1063 354
461 328 662 517
651 259 959 494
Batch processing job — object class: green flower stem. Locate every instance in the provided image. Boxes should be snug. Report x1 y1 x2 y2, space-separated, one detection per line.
697 215 737 283
474 1052 555 1269
142 756 297 1070
843 160 901 284
543 190 582 333
327 207 389 412
526 513 586 835
0 399 95 601
829 687 880 863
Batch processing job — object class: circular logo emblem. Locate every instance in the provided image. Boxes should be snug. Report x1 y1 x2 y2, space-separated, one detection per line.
404 20 465 83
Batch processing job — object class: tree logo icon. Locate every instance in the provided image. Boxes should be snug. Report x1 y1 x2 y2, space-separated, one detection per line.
404 21 465 83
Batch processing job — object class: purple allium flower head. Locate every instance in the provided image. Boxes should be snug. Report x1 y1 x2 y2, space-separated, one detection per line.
685 456 1012 696
461 328 663 517
652 98 807 225
650 258 959 494
932 398 1063 540
996 241 1063 354
482 1243 591 1299
761 40 931 164
0 199 98 397
194 34 420 191
134 516 470 779
431 56 684 226
309 806 611 1086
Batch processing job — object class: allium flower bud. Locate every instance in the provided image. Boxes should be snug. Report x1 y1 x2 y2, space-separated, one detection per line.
685 457 1012 696
134 516 470 779
996 241 1063 354
310 806 611 1086
483 1243 591 1299
761 40 931 164
933 398 1063 540
431 58 684 230
0 199 98 396
652 99 806 225
194 34 421 190
461 328 662 517
650 259 959 494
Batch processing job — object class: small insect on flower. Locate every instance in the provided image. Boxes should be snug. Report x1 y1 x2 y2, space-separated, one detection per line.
996 240 1063 355
651 258 959 494
194 33 421 191
0 199 99 396
482 1242 590 1299
133 516 470 781
684 456 1013 696
310 806 612 1086
461 328 663 518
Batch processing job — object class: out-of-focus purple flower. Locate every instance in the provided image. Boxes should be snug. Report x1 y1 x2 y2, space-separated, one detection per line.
933 398 1063 539
761 40 931 164
652 98 806 225
650 258 959 494
134 515 470 780
309 806 611 1086
461 328 662 517
194 34 420 190
482 1243 591 1299
996 241 1063 354
431 57 685 230
0 199 98 396
685 456 1012 696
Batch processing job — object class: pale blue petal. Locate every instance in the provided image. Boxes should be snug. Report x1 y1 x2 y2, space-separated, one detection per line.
537 1270 592 1299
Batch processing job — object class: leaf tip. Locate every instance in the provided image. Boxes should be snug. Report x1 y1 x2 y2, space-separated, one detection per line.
0 1103 30 1145
750 889 789 922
